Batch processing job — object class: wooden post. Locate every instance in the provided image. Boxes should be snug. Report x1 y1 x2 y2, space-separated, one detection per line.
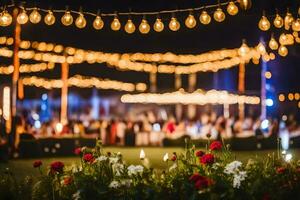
238 63 245 119
149 72 157 92
175 74 182 120
188 73 197 119
60 61 69 125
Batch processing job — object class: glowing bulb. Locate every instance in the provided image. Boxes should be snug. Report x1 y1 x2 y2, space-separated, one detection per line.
111 16 121 31
185 14 197 28
153 18 164 32
258 15 270 31
278 45 288 57
44 10 55 25
61 11 73 26
140 149 146 160
29 8 41 24
239 0 252 10
273 14 283 28
292 18 300 32
199 11 211 25
269 37 278 50
285 153 292 162
227 1 239 16
214 8 225 22
257 42 266 54
55 123 63 133
17 9 29 24
0 11 12 27
169 17 180 31
139 19 150 34
93 16 104 30
284 12 294 30
124 19 135 34
75 13 86 29
238 40 250 56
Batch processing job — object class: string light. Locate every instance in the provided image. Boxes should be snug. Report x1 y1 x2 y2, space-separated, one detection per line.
125 18 136 34
199 10 211 25
238 40 250 56
273 13 284 28
239 0 252 10
44 10 55 25
17 8 29 24
185 13 197 28
169 16 180 31
61 11 73 26
227 1 239 16
278 45 288 57
139 18 150 34
269 35 279 50
279 33 294 45
75 13 87 29
153 17 164 32
111 15 121 31
93 15 104 30
0 62 55 74
284 11 294 30
278 94 285 102
29 8 41 24
292 18 300 32
214 7 226 22
258 12 270 31
256 42 266 54
0 10 12 26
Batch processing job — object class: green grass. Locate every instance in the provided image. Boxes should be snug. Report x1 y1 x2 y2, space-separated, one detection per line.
1 147 300 180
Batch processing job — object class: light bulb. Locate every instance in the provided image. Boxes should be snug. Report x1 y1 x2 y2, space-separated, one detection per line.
0 11 12 26
169 17 180 31
278 45 288 57
284 12 294 30
44 10 55 25
61 11 73 26
227 1 239 16
153 18 164 32
111 16 121 31
75 13 86 28
238 40 250 56
269 52 275 60
29 8 41 24
213 8 226 22
93 16 104 30
258 15 270 31
292 18 300 32
257 42 266 54
273 14 283 28
125 19 135 34
185 14 197 28
239 0 252 10
269 37 278 50
199 11 211 25
17 9 29 24
139 19 150 34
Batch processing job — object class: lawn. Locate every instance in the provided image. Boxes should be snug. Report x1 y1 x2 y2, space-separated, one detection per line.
1 147 300 180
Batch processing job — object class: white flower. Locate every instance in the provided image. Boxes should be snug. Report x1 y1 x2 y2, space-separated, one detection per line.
72 190 81 200
109 157 119 164
232 171 247 188
109 180 120 189
224 161 247 189
120 179 132 188
113 163 125 176
224 161 243 174
212 163 221 170
169 163 177 171
163 153 169 162
96 156 108 162
127 165 144 176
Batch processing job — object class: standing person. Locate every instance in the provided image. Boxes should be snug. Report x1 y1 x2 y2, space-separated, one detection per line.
109 119 117 145
0 117 8 162
125 121 136 146
116 120 126 146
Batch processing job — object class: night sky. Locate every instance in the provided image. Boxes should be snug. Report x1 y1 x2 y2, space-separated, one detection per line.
0 0 299 98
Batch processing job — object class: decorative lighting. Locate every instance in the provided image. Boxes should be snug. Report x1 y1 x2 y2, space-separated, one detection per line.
227 1 239 16
278 94 285 102
75 13 87 29
292 18 300 32
279 33 294 45
153 17 164 32
125 18 136 34
0 10 12 27
111 15 121 31
139 149 146 160
44 10 55 25
2 86 10 121
256 42 266 54
288 93 294 101
238 40 250 56
61 11 73 26
169 16 180 31
199 10 211 25
258 13 270 31
139 18 150 34
269 36 279 50
265 71 272 79
239 0 252 10
93 15 104 30
278 45 288 57
284 11 294 30
273 14 283 28
29 8 41 24
17 8 29 24
213 8 226 22
185 13 197 28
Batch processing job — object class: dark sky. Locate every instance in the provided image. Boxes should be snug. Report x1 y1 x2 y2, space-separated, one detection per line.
0 0 299 98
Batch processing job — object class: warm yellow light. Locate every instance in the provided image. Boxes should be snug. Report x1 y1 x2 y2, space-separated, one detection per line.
265 71 272 79
17 9 29 24
292 18 300 32
288 93 294 101
295 93 300 100
239 0 252 10
278 45 288 57
75 13 86 28
298 101 300 108
0 11 12 27
258 15 270 31
256 42 266 54
61 11 73 26
2 86 10 121
93 16 104 30
227 1 239 16
284 12 294 30
269 36 279 50
139 19 150 34
111 16 121 31
124 19 135 34
169 17 180 31
273 14 283 28
279 33 294 45
213 8 226 22
238 40 250 56
185 14 197 28
269 52 275 60
278 94 285 102
44 10 55 25
199 10 211 25
29 8 41 24
153 18 164 32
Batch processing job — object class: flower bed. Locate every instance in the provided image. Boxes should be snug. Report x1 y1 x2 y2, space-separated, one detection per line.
1 139 300 200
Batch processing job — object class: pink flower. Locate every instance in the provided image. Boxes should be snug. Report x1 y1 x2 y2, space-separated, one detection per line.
200 153 214 165
276 167 286 174
209 141 222 151
195 150 205 157
171 153 177 161
33 160 42 168
63 176 73 185
74 147 81 155
50 161 64 173
189 173 213 190
83 153 95 163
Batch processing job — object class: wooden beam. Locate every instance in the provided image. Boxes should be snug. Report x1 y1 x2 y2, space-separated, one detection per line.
60 61 69 124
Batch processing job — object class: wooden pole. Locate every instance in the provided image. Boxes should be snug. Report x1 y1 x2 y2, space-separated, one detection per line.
175 74 182 120
238 63 245 119
188 73 197 119
60 61 69 125
149 72 157 92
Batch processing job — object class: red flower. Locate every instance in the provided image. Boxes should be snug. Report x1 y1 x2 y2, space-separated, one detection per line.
297 168 300 173
200 153 214 165
189 173 201 182
276 167 286 174
63 176 73 186
209 141 222 151
171 154 177 161
33 160 42 168
50 161 64 173
83 153 95 163
195 150 205 157
189 173 213 190
262 193 271 200
74 147 81 155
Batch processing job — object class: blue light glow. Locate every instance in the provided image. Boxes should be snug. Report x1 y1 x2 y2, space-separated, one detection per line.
42 94 48 100
261 119 269 130
266 98 274 107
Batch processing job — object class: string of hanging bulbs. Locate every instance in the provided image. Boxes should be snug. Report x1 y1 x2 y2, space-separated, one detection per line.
0 0 252 34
